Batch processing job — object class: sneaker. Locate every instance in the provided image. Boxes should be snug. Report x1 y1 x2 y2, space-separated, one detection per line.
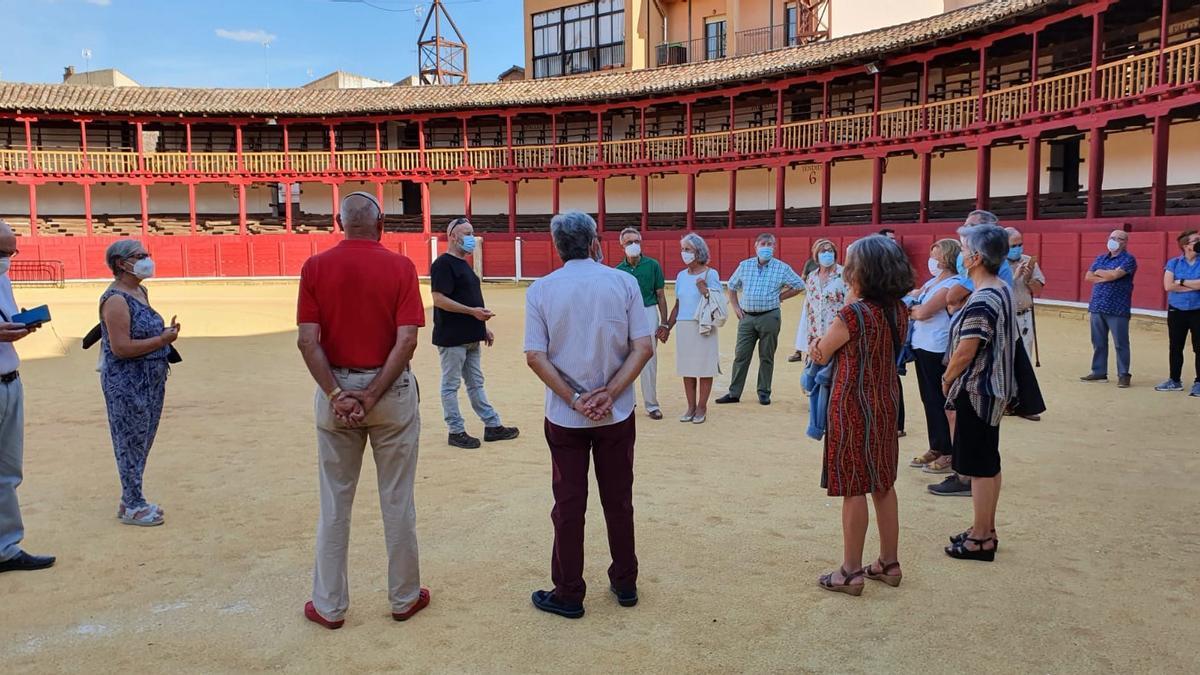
1155 379 1184 392
448 432 482 449
483 426 520 442
1079 373 1108 383
928 474 972 497
1117 375 1131 388
531 590 584 619
1191 382 1200 397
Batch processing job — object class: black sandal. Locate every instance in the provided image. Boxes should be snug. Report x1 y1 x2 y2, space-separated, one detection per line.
818 566 865 596
945 536 996 562
950 528 998 549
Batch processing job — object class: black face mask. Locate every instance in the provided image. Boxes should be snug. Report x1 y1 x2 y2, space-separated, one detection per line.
1194 241 1200 255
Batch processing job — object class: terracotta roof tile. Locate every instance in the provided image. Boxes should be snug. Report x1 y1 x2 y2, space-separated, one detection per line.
0 0 1061 117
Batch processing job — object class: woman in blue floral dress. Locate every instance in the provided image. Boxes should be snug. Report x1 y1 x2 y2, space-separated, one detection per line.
100 240 180 527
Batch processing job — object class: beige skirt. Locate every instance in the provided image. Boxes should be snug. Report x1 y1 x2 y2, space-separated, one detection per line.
675 320 720 378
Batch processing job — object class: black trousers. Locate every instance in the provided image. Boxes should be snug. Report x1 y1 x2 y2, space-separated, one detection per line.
1167 307 1200 383
913 348 952 455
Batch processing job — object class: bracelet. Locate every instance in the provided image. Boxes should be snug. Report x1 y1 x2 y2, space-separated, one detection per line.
327 386 343 400
658 323 669 329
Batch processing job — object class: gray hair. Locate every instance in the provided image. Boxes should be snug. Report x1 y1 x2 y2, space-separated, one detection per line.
680 233 710 264
447 217 471 235
964 209 999 226
550 211 597 261
618 227 641 242
339 191 382 230
105 239 145 278
755 232 777 246
957 223 1009 274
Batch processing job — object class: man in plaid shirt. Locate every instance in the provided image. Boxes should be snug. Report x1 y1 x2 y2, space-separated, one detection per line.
717 233 805 406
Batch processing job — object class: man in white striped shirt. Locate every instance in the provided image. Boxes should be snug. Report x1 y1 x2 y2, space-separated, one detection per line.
524 211 653 619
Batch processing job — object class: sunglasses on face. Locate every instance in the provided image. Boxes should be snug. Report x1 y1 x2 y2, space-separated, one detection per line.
0 249 17 259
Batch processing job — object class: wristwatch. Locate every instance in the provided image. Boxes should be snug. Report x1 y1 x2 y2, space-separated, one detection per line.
327 386 344 400
570 391 582 408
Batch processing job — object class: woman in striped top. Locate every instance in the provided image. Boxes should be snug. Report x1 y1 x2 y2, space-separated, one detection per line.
941 224 1016 562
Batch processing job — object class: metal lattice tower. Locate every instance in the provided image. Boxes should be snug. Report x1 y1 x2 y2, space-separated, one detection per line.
418 0 468 85
797 0 831 43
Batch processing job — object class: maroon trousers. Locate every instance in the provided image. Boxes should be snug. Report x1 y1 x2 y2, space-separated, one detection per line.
544 414 638 605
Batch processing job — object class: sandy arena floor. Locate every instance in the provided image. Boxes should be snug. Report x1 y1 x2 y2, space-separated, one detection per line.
0 281 1195 673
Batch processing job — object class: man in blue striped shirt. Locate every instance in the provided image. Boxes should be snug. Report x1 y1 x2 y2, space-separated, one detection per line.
717 233 804 406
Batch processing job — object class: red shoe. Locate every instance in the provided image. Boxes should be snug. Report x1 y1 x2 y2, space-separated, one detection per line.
392 588 431 622
304 601 344 630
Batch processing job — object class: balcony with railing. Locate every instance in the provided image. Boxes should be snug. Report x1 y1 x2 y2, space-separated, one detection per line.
655 24 800 67
1 37 1198 180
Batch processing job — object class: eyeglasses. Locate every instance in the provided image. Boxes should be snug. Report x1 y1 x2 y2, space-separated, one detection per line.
0 250 17 259
126 253 151 260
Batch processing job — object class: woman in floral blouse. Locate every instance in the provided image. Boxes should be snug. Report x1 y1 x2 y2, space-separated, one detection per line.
790 238 847 362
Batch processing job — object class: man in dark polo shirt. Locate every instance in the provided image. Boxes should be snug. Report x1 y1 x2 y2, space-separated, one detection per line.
430 217 519 449
296 192 430 629
615 227 668 420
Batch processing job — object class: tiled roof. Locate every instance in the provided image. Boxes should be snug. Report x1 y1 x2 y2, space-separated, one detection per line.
0 0 1063 117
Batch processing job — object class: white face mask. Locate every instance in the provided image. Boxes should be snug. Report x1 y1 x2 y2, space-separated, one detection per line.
1107 238 1121 253
927 258 941 277
130 258 155 280
0 258 9 276
681 251 696 265
624 243 641 258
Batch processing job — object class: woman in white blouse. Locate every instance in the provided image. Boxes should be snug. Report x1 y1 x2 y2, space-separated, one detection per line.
790 238 846 362
664 233 721 424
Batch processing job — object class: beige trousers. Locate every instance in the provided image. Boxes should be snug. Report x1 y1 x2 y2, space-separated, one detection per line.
312 368 421 621
638 305 661 413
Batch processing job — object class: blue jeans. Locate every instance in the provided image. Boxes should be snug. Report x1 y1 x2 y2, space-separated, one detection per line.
1090 312 1131 377
438 343 501 434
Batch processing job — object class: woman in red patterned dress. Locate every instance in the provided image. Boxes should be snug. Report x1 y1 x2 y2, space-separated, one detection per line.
808 235 914 596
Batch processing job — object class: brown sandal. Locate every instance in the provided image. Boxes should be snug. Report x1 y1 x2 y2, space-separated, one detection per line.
909 450 939 468
862 559 902 587
818 566 865 596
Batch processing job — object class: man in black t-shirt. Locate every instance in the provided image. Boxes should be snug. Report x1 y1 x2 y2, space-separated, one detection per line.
430 218 519 449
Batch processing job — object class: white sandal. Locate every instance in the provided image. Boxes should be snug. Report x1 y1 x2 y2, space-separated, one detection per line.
118 504 164 527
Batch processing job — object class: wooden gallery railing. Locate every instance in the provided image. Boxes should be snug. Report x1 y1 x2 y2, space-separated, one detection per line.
2 38 1199 179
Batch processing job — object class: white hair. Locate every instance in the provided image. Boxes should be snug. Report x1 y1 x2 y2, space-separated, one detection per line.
339 191 382 229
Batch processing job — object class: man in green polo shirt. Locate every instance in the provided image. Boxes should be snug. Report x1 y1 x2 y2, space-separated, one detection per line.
616 227 669 420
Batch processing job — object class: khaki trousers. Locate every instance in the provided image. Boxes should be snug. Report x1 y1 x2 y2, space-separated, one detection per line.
312 368 421 621
638 305 661 413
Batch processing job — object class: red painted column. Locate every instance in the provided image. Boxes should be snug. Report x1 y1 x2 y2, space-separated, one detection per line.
1029 32 1040 114
20 118 34 171
1150 115 1170 217
375 123 383 170
1090 11 1104 100
550 114 558 165
775 88 784 148
83 182 94 235
685 101 694 157
977 46 987 123
774 165 785 229
727 96 735 154
283 181 293 233
331 182 340 232
551 177 560 214
78 119 90 171
27 184 38 236
461 117 469 168
686 173 696 231
597 177 606 232
282 123 291 172
820 160 831 227
463 180 472 219
639 107 647 161
728 169 737 230
328 125 337 171
918 151 931 223
507 181 517 234
417 120 427 169
1158 0 1170 84
596 111 604 164
1025 135 1041 221
376 181 385 217
235 124 245 171
135 121 146 172
505 115 514 167
237 183 248 235
871 72 882 137
1087 126 1105 219
821 80 831 143
975 143 991 212
185 122 194 172
188 183 197 233
871 156 884 224
420 181 431 235
639 174 649 231
139 183 149 236
920 60 930 131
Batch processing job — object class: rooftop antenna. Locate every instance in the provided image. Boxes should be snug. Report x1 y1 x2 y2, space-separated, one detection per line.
82 48 93 85
417 0 468 85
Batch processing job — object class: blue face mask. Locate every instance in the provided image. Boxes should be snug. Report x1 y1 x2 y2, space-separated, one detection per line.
757 247 774 261
817 251 836 268
955 252 968 277
1007 245 1022 261
460 235 477 254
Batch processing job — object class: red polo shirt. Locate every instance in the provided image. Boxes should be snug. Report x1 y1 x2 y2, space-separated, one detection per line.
297 239 425 368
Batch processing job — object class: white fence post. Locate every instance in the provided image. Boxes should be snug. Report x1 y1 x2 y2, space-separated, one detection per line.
429 235 438 265
515 237 523 282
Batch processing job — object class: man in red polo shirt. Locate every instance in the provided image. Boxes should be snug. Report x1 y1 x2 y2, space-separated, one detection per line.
296 192 429 629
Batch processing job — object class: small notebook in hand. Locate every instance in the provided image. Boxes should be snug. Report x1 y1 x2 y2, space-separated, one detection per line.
10 305 51 327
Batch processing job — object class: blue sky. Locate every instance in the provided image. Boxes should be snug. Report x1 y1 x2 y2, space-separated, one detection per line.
0 0 525 87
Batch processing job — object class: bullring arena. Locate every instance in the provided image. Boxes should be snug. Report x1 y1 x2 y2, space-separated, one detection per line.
0 279 1195 672
3 0 1200 670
